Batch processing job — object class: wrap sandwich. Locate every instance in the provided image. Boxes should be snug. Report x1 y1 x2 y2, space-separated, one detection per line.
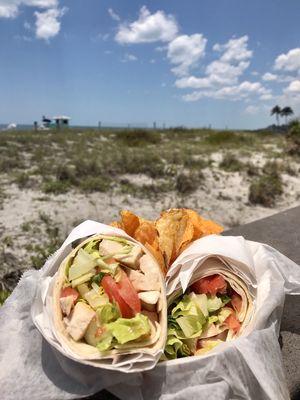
52 233 167 367
164 257 254 359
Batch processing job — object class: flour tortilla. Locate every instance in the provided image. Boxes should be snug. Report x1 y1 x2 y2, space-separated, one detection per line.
168 257 254 340
52 234 167 362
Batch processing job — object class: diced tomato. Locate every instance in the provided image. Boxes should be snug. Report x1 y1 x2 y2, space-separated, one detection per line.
231 291 242 313
191 274 227 296
224 312 241 334
60 287 79 303
101 275 134 318
117 270 141 314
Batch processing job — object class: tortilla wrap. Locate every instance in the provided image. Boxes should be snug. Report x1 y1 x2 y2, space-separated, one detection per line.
51 234 167 365
165 256 254 358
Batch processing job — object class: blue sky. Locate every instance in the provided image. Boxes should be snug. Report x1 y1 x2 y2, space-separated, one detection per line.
1 0 300 129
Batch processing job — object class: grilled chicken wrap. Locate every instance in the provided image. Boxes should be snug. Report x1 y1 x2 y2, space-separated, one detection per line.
52 234 167 362
164 257 254 359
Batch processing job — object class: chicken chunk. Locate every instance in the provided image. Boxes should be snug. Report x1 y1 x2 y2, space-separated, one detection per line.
138 291 160 312
99 239 143 269
65 302 96 341
127 269 160 292
60 295 74 317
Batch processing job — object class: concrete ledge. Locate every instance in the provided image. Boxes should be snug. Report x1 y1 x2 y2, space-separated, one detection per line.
224 206 300 399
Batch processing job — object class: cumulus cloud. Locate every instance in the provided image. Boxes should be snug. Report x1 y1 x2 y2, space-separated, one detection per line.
108 7 120 22
262 72 278 81
167 34 207 77
284 80 300 94
213 35 253 63
274 48 300 72
175 36 252 91
34 6 66 40
182 81 270 102
115 6 178 44
0 0 57 18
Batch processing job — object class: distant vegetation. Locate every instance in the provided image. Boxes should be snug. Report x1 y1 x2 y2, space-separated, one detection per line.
0 125 298 206
271 105 294 125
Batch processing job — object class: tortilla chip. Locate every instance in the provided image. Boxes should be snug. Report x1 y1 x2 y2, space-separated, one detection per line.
184 209 205 239
200 219 224 236
120 210 140 237
110 221 124 230
134 221 157 246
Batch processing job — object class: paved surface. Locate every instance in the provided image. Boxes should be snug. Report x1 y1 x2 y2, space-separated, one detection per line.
224 205 300 400
84 207 300 400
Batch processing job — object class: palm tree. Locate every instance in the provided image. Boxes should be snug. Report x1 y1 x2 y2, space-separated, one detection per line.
271 105 281 126
280 106 294 125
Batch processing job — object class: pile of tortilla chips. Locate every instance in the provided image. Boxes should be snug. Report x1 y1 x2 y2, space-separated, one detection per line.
111 209 223 275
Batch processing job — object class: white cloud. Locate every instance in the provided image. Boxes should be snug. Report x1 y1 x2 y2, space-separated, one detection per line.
115 6 178 44
34 6 66 40
121 53 138 62
205 60 250 86
213 35 252 63
284 80 300 94
0 0 57 18
260 93 273 101
262 72 277 81
274 48 300 72
244 105 260 114
182 81 270 102
175 76 211 89
176 35 252 91
108 7 120 22
167 34 207 77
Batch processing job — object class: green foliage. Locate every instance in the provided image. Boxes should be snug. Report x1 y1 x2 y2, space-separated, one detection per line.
43 179 71 194
286 120 300 156
219 154 244 172
0 290 10 306
175 170 203 195
249 162 283 207
115 129 161 146
204 131 254 147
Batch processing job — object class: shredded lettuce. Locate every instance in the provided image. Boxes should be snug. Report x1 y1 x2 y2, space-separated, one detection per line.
165 288 238 359
106 313 150 344
207 296 223 312
68 248 96 281
96 303 120 324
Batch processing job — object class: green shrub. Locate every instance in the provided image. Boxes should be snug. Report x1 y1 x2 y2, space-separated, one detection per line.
79 176 111 192
43 179 70 194
204 131 254 146
219 154 244 172
286 120 300 156
175 170 203 195
115 129 161 146
0 290 10 306
249 173 283 207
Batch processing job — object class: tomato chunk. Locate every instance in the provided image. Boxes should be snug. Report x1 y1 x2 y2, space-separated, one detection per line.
231 291 242 313
60 287 79 303
117 270 141 314
191 274 227 296
101 275 134 318
224 312 241 334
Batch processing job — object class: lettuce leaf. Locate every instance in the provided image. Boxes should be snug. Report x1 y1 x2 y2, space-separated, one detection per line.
106 313 150 344
97 303 120 324
207 296 223 312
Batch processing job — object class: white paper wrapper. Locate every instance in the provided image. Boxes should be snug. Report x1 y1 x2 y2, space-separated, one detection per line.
1 222 300 400
31 221 167 374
